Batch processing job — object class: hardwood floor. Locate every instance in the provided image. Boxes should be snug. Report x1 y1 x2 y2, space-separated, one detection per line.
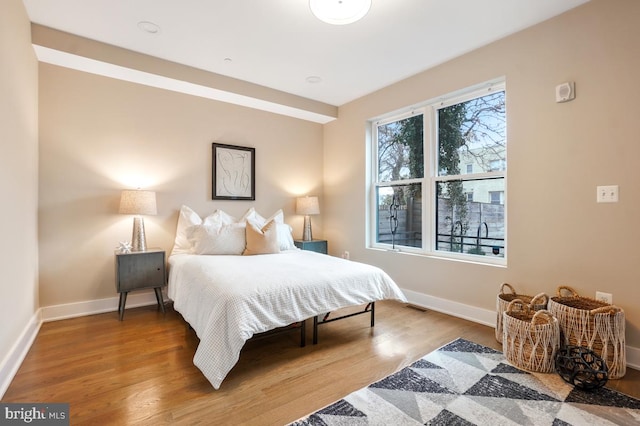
3 301 639 425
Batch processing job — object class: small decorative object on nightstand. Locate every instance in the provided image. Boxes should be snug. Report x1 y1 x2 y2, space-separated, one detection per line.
115 249 166 320
294 239 327 254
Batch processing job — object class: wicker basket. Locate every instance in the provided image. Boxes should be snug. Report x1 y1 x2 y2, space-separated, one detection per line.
502 299 560 373
503 299 559 372
547 285 626 379
495 283 548 342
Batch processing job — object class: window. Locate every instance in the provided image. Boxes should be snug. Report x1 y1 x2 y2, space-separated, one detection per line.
374 114 423 249
489 159 506 171
489 191 504 204
371 80 506 262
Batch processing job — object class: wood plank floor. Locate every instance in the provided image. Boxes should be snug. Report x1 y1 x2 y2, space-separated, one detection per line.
3 301 639 425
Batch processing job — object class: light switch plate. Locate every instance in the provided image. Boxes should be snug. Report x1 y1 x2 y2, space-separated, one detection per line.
597 185 619 203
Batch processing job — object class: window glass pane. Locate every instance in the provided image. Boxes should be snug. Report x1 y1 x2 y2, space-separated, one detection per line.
436 178 504 257
489 191 504 204
377 115 423 182
376 184 422 248
438 91 506 176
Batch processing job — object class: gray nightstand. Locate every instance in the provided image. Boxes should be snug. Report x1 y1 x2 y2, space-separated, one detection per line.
115 249 166 320
294 239 328 254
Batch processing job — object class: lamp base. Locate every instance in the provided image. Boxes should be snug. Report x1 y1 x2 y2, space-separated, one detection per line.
302 215 313 241
131 216 148 251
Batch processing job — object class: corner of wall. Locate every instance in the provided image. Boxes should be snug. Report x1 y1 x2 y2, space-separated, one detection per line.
0 309 42 399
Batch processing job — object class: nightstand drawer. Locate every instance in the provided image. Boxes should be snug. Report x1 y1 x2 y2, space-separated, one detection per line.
294 239 328 254
115 250 166 292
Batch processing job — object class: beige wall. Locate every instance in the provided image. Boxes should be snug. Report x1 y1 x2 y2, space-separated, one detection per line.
38 64 323 306
324 0 640 348
0 0 39 376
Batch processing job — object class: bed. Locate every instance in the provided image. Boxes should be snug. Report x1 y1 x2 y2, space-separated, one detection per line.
167 205 407 389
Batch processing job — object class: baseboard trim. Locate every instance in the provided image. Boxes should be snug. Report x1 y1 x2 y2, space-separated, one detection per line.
402 288 496 328
627 345 640 371
0 310 42 399
401 288 640 371
41 290 163 322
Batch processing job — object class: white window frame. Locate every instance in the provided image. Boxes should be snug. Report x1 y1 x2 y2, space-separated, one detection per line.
369 109 427 254
368 78 506 266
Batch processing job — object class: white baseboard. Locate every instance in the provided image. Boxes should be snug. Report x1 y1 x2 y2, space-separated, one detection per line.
0 310 41 399
627 345 640 371
41 290 166 322
402 288 497 327
402 288 640 371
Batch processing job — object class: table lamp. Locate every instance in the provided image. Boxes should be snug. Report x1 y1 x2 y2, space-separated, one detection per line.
119 189 157 251
296 196 320 241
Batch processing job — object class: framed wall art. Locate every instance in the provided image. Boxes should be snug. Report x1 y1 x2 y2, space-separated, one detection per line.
212 143 255 200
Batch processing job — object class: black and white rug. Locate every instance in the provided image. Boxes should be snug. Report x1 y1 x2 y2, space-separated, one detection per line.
290 338 640 425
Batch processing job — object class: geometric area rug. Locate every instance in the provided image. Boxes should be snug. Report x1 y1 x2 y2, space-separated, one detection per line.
289 338 640 425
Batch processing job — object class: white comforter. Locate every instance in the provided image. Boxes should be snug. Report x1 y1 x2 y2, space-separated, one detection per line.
168 250 406 389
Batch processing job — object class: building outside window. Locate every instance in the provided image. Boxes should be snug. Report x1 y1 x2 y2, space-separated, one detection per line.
371 79 506 262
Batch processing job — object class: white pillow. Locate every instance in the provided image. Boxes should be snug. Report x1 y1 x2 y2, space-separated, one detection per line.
275 224 296 251
244 208 296 251
171 205 241 255
171 205 203 255
187 222 246 255
248 208 284 225
243 219 280 255
202 209 237 226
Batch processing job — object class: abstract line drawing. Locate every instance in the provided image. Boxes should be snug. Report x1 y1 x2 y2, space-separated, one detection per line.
212 143 255 200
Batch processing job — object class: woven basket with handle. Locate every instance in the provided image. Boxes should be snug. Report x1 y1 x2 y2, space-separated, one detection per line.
547 285 626 379
495 283 548 343
502 299 560 373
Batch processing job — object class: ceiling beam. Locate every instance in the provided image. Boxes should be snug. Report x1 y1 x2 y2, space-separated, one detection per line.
31 24 337 124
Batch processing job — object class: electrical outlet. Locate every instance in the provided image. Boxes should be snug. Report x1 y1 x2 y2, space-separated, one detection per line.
342 251 350 260
595 291 613 304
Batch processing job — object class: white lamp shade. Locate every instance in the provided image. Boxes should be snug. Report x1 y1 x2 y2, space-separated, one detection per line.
296 196 320 215
119 190 157 215
309 0 371 25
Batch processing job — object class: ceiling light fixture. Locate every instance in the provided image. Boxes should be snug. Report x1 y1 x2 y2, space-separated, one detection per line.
309 0 371 25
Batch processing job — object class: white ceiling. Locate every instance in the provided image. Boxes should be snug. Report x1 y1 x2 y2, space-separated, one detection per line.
23 0 589 107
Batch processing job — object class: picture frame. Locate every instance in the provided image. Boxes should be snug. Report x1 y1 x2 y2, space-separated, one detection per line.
212 143 255 200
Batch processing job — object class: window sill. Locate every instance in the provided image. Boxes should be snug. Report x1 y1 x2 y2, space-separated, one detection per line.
367 245 507 268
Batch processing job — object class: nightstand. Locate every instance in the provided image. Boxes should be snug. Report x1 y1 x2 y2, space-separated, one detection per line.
294 239 328 254
115 249 166 320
